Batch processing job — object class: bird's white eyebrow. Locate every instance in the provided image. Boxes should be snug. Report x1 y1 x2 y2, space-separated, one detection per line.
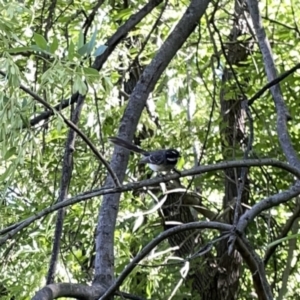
167 157 177 161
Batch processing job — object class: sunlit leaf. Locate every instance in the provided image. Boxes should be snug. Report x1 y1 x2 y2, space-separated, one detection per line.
33 33 48 50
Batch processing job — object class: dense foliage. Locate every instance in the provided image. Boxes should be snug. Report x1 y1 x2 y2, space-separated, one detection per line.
1 0 300 299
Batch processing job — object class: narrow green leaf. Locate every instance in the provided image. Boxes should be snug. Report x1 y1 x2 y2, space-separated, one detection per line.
77 29 84 48
83 67 99 76
49 36 58 53
77 43 90 56
7 47 33 54
68 40 75 60
0 163 15 182
86 28 98 56
4 147 16 160
33 33 48 50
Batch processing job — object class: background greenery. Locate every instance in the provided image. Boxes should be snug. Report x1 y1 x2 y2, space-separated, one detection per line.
0 0 300 299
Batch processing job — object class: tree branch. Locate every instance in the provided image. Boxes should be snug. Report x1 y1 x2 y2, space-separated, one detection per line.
0 158 299 245
99 221 231 300
31 282 145 300
28 0 164 127
32 283 106 300
46 94 85 284
94 0 211 288
246 0 300 170
264 201 300 264
15 82 121 187
238 235 273 300
236 184 300 233
248 63 300 106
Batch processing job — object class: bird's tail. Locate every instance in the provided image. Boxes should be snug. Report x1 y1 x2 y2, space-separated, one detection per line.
108 137 147 155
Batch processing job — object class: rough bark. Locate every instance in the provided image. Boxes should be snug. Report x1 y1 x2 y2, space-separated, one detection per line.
217 0 252 298
159 1 253 299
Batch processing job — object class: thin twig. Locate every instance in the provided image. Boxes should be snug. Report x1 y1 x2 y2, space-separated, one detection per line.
248 63 300 106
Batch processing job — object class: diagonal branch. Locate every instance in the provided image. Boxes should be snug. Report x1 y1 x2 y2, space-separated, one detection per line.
248 63 300 106
99 222 231 300
28 0 164 127
237 235 273 300
46 94 84 284
236 184 300 233
7 79 120 187
264 202 300 264
94 0 211 288
246 0 300 169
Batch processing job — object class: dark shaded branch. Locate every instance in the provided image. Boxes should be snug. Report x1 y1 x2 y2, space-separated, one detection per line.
6 80 120 187
46 95 85 284
238 235 273 300
236 239 269 300
92 0 163 71
99 222 231 300
29 92 79 127
1 158 299 245
82 0 105 35
237 184 300 233
264 202 300 264
228 102 253 255
248 63 300 106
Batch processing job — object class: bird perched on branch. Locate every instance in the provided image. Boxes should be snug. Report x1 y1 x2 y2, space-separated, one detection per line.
108 136 181 172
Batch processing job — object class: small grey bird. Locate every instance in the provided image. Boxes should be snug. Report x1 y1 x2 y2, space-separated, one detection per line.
109 136 181 172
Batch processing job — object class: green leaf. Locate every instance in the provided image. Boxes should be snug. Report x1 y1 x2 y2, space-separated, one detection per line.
68 40 75 60
6 46 33 53
73 75 88 95
83 67 99 76
77 28 98 57
77 43 90 56
176 156 185 170
77 29 84 48
33 33 48 50
113 8 133 20
0 163 16 182
267 233 299 248
4 147 16 160
86 28 98 56
49 36 58 53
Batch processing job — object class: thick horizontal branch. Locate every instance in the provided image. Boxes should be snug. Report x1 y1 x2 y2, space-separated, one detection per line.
32 283 106 300
32 282 145 300
0 158 298 245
